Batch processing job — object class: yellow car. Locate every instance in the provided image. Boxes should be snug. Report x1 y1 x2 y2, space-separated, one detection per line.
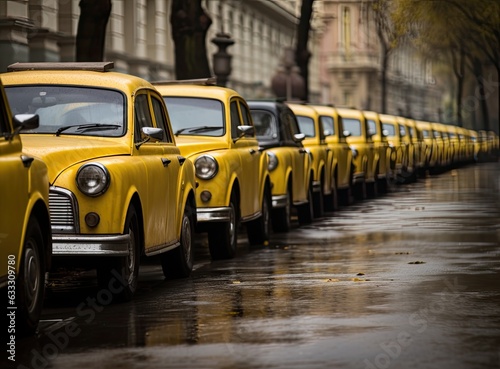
379 114 410 182
415 120 438 173
363 110 392 192
1 78 51 334
248 100 313 230
287 103 335 215
336 107 378 198
154 80 271 259
3 62 197 301
446 124 460 166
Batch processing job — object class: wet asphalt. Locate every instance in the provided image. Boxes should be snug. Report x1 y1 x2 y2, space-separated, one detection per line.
6 162 500 369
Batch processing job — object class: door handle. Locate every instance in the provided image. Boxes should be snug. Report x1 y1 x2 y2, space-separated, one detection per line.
249 148 258 155
161 158 171 167
21 155 34 168
299 149 308 154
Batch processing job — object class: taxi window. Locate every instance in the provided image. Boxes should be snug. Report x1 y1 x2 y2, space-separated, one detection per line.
343 118 362 136
230 100 241 138
134 94 153 142
163 97 224 137
151 95 171 143
399 125 407 137
239 102 254 137
297 115 315 137
320 116 334 136
422 130 429 138
252 110 277 139
382 123 396 137
0 91 8 134
5 86 125 137
409 127 415 138
367 120 376 135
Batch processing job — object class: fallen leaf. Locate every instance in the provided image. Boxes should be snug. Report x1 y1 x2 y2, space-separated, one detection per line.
357 272 365 276
408 261 426 264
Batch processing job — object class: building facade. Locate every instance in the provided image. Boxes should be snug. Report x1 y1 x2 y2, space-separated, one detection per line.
0 0 322 102
317 0 443 122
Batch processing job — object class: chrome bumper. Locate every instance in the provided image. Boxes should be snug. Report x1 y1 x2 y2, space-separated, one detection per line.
197 207 232 222
52 234 130 256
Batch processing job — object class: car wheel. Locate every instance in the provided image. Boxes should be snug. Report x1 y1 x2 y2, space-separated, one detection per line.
17 217 45 335
161 201 194 278
324 175 338 212
297 183 314 225
97 204 140 302
272 188 291 233
208 195 238 259
312 183 324 218
247 187 271 245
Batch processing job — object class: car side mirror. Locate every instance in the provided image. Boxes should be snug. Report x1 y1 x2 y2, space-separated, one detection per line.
294 133 306 142
343 130 351 138
13 114 39 130
323 129 333 136
367 129 376 137
142 127 164 141
382 129 390 137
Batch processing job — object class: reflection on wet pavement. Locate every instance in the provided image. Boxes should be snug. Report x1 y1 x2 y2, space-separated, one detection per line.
8 163 500 369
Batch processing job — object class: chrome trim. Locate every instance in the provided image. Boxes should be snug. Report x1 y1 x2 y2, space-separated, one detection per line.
197 207 232 222
49 186 80 233
241 210 261 223
312 180 321 192
272 194 288 208
52 234 131 256
352 173 365 184
145 241 180 256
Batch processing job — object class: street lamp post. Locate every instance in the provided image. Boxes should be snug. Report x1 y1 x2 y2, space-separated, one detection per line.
211 32 235 87
271 47 305 101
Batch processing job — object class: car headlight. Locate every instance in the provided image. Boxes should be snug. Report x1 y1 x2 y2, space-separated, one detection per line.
76 163 110 197
195 155 218 179
267 151 278 171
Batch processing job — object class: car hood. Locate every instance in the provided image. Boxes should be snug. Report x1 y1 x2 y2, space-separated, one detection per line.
175 136 228 158
20 135 130 183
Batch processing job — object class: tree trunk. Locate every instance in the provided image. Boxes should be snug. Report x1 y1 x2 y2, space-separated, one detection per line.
170 0 212 80
295 0 314 102
76 0 112 62
472 58 490 131
381 51 389 113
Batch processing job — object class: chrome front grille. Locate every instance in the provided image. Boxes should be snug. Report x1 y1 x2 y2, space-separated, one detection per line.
49 187 79 233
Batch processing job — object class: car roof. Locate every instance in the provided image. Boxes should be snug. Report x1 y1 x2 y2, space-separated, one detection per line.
154 82 242 101
1 62 156 93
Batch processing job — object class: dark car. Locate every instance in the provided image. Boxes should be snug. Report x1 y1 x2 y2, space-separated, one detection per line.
248 100 313 231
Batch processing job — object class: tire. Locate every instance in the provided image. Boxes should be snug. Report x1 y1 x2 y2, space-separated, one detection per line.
272 189 291 233
312 183 324 218
208 195 238 259
297 183 314 225
17 217 46 335
97 204 140 302
161 202 194 278
247 187 271 245
324 175 338 212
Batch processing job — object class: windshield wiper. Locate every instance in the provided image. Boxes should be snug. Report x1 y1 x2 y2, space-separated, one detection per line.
175 125 222 136
56 123 121 136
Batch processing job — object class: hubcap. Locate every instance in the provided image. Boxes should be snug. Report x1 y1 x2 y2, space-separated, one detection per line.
24 242 39 313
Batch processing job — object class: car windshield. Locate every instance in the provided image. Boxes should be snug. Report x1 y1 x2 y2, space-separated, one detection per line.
5 86 125 137
343 118 362 136
164 97 224 137
251 110 278 139
296 115 315 137
320 116 335 136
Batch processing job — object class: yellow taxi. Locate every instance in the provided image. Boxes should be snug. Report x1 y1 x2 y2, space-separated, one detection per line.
2 62 197 301
469 129 480 162
287 103 335 215
363 110 393 192
379 114 413 182
248 100 313 230
446 124 460 166
308 104 353 206
416 120 437 172
154 79 271 259
336 107 377 198
0 78 51 334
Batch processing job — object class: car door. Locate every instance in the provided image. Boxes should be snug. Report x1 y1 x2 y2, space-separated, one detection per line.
230 98 260 218
0 88 28 267
133 91 172 249
285 108 307 202
150 92 183 244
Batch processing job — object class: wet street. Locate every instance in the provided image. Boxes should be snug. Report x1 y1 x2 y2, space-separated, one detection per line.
8 162 500 369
